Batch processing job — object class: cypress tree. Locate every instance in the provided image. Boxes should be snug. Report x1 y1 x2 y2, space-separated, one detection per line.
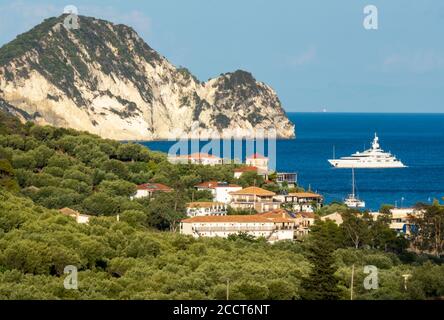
301 220 343 300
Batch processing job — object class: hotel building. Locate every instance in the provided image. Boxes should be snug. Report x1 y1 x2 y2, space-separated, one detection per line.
229 186 281 213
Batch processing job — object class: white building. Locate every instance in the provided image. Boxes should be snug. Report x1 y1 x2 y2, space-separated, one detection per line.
389 208 423 235
293 212 316 236
369 208 424 235
133 183 173 199
194 181 242 204
275 192 323 212
245 153 269 173
168 153 223 166
59 207 91 224
229 186 281 213
276 172 297 188
233 166 260 179
180 213 296 243
186 202 228 217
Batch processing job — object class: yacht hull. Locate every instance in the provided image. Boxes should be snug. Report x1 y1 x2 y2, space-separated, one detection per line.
328 159 406 168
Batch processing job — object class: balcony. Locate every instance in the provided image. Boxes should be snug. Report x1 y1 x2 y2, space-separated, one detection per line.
193 225 294 232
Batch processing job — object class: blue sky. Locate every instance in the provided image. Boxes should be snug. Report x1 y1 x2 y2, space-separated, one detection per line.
1 0 443 113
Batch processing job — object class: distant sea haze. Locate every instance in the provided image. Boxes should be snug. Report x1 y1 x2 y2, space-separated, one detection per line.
140 113 444 210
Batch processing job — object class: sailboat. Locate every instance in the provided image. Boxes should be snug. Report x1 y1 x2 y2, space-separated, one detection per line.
344 168 365 208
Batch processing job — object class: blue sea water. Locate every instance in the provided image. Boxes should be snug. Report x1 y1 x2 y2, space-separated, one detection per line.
140 113 444 210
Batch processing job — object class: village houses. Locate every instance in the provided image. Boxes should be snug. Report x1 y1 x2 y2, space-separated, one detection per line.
186 202 228 217
245 153 269 173
59 207 91 224
275 191 324 212
168 152 223 166
180 213 297 243
132 183 173 199
229 186 281 213
194 181 242 204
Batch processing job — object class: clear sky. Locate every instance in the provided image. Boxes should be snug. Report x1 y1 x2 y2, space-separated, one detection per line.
1 0 443 113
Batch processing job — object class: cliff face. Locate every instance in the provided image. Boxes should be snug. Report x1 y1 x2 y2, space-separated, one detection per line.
0 15 295 140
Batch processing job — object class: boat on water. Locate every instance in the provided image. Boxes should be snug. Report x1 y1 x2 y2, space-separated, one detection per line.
344 168 365 208
328 133 406 168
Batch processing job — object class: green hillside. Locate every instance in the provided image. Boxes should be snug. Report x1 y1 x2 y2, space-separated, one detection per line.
0 110 443 300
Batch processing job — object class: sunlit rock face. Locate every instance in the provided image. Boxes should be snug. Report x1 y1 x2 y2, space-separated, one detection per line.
0 15 295 140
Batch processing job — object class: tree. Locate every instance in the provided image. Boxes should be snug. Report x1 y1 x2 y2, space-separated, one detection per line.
120 210 148 227
116 143 143 162
301 220 343 300
0 158 19 192
237 171 264 188
227 232 258 242
411 202 444 257
267 279 297 300
125 234 161 258
82 192 120 216
98 179 137 197
147 192 186 231
101 159 129 180
380 204 395 215
341 211 372 249
231 280 269 300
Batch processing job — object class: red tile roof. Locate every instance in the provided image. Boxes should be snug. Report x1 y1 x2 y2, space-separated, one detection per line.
229 186 276 196
287 192 323 198
137 183 173 192
295 212 316 219
246 153 268 160
182 214 294 224
234 166 259 173
256 209 294 219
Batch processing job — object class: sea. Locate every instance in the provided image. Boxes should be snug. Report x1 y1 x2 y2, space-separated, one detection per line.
140 113 444 210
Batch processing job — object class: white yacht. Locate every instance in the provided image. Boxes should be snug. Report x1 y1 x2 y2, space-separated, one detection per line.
344 168 365 208
328 133 406 168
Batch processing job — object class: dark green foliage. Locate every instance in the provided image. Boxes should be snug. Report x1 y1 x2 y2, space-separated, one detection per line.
411 202 444 257
177 66 200 84
0 110 443 300
301 220 343 300
0 17 59 65
237 171 264 188
0 158 19 192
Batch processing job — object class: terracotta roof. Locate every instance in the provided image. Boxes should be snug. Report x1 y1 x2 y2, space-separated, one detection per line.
187 202 226 208
182 214 294 224
295 212 316 219
256 209 295 219
246 153 268 160
287 192 323 198
234 166 259 173
229 186 276 196
59 207 80 217
137 183 173 192
195 181 241 189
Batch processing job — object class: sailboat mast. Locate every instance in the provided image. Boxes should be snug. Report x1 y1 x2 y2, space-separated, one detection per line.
352 168 355 197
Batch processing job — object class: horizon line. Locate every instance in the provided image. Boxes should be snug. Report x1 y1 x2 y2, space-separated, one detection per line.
286 111 444 114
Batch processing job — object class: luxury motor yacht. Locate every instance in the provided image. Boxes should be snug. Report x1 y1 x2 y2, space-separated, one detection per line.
328 133 406 168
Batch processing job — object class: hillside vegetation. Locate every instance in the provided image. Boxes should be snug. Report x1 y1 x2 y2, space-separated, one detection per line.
0 110 443 300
